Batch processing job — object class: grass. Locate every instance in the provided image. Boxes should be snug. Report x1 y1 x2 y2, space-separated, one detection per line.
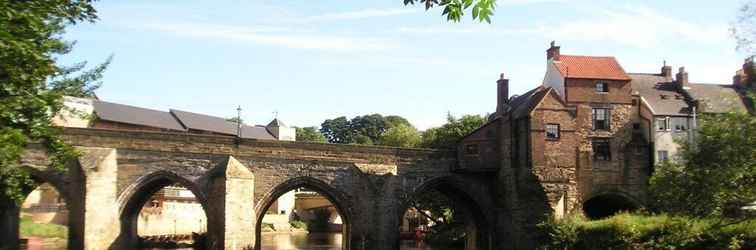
538 213 756 250
290 220 307 230
19 216 68 239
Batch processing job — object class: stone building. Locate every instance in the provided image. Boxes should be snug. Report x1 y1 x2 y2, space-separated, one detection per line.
461 42 651 222
631 61 751 164
460 42 754 226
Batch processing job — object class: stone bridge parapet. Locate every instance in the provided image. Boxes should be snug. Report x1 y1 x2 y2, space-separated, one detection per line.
2 128 509 250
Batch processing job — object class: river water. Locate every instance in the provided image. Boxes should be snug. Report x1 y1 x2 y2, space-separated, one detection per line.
139 232 459 250
260 232 460 250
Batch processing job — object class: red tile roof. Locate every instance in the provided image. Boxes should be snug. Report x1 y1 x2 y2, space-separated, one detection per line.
554 55 631 81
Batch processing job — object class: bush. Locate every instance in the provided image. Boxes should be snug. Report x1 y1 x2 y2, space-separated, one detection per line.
290 220 307 229
308 208 331 232
261 223 274 232
538 213 756 250
19 216 67 239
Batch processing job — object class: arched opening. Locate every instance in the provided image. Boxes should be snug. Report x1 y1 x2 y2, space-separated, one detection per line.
120 172 209 249
0 171 74 250
255 177 351 250
399 178 491 250
583 193 639 220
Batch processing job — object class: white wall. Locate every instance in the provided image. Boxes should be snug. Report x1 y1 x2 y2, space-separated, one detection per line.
542 61 565 98
51 96 94 128
137 200 207 235
652 116 694 163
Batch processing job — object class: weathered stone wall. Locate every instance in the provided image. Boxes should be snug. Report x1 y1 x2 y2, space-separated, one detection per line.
564 79 633 104
8 128 504 250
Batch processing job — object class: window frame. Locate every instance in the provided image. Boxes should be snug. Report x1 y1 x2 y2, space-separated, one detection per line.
672 117 688 132
657 150 669 162
656 117 670 131
592 139 611 161
545 123 560 140
595 81 609 93
592 108 611 130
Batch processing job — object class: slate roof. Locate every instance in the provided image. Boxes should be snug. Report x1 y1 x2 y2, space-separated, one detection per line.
93 100 186 131
686 83 749 114
509 86 550 119
170 109 275 140
629 73 692 116
267 118 286 127
554 55 631 81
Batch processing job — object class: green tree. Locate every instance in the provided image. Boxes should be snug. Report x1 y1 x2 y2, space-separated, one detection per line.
733 0 756 55
320 114 419 146
1 0 101 202
377 123 421 147
649 112 756 218
420 114 487 149
295 127 327 143
403 0 497 23
349 114 390 144
320 116 351 143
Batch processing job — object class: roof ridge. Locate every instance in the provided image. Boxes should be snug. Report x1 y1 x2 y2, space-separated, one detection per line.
96 100 169 113
559 54 616 59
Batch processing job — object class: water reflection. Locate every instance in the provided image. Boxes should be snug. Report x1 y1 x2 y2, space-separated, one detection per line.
145 233 461 250
399 240 462 250
261 232 342 250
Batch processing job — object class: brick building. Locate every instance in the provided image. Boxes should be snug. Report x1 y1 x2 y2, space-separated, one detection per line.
461 42 651 219
460 42 753 221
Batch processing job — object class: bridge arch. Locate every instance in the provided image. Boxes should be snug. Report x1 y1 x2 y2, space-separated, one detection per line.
582 190 641 219
255 176 353 250
0 165 80 250
398 175 494 250
117 170 209 249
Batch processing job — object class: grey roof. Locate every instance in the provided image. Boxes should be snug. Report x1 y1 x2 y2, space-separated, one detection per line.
266 118 286 128
629 73 692 116
686 83 749 114
93 100 186 131
170 109 275 140
509 86 549 119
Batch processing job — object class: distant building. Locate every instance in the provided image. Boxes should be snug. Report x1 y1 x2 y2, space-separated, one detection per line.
36 98 302 234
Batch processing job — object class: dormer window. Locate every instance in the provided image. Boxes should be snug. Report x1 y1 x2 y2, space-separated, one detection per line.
596 81 609 93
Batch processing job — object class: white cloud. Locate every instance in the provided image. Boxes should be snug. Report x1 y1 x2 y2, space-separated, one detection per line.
135 22 399 51
306 8 417 22
537 6 728 48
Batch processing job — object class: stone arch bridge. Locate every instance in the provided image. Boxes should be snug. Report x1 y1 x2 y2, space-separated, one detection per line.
2 128 514 250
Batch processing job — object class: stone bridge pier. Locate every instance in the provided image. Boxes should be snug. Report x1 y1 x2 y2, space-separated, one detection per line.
1 128 515 250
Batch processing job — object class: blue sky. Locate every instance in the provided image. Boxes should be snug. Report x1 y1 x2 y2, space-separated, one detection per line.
61 0 746 129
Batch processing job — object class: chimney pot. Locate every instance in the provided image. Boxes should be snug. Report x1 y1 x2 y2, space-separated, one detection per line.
547 41 561 61
676 66 689 90
661 62 672 78
497 73 510 114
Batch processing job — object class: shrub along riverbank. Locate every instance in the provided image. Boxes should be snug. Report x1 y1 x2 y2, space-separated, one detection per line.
19 216 67 239
538 213 756 250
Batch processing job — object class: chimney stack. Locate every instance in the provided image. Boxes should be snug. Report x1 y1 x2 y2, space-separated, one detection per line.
661 61 672 78
676 67 689 90
547 41 560 61
497 73 510 114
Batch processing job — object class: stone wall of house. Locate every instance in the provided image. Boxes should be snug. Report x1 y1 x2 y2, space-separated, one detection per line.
565 79 633 104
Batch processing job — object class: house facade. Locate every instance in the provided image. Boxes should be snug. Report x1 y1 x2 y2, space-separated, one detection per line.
460 42 650 220
459 42 753 222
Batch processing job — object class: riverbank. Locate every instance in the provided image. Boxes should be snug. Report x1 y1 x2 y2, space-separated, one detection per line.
538 213 756 249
